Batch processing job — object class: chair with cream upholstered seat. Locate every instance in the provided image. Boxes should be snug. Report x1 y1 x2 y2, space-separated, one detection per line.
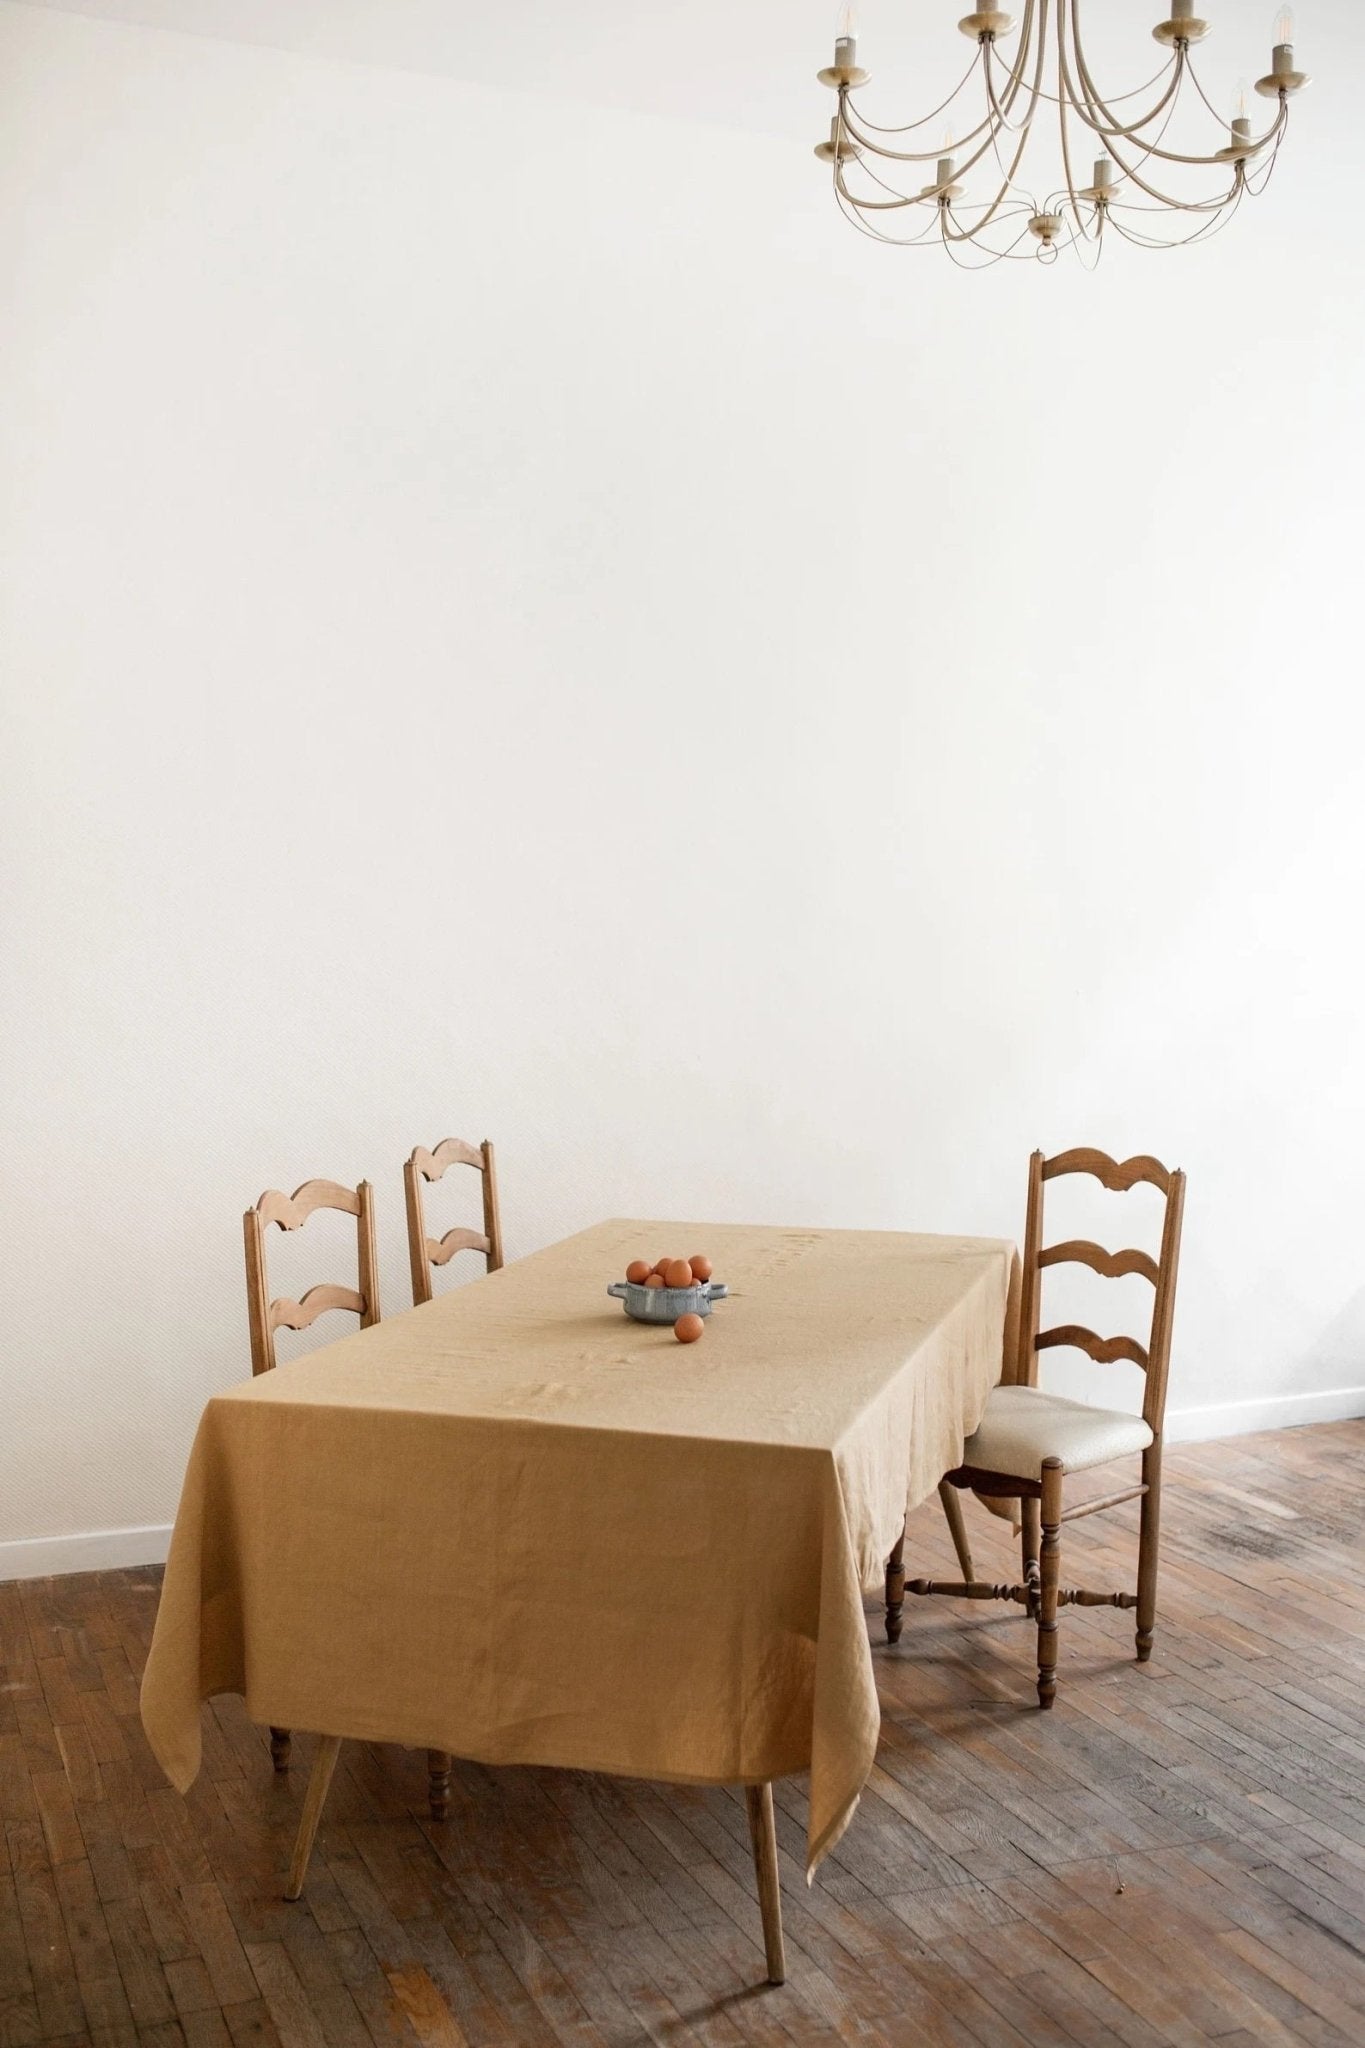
896 1146 1185 1708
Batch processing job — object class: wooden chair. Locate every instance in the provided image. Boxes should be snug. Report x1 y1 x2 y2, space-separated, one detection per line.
401 1137 503 1820
896 1147 1185 1708
403 1137 504 1306
242 1174 454 1820
243 1178 380 1380
243 1178 381 1777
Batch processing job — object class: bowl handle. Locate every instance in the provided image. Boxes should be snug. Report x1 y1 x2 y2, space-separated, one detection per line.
708 1282 728 1300
607 1282 629 1299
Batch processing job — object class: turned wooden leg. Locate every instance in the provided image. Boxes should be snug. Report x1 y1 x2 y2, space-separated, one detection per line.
885 1526 906 1643
744 1783 786 1986
1021 1497 1041 1622
270 1727 291 1771
938 1480 975 1583
1037 1458 1064 1710
426 1749 452 1821
284 1736 342 1900
1136 1441 1162 1663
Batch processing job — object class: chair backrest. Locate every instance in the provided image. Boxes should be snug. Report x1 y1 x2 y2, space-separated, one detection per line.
403 1137 504 1306
1015 1147 1186 1433
243 1178 380 1375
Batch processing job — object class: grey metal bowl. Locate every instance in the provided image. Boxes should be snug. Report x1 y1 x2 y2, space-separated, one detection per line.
606 1278 728 1324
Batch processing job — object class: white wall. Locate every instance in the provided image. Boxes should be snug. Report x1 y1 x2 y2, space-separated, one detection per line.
3 2 1363 1577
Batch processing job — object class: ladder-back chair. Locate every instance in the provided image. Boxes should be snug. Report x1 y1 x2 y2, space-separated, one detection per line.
243 1177 380 1777
403 1137 503 1307
899 1146 1185 1708
243 1177 380 1378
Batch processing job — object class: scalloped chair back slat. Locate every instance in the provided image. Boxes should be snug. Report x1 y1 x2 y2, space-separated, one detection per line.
243 1177 380 1377
403 1138 504 1307
1019 1147 1186 1435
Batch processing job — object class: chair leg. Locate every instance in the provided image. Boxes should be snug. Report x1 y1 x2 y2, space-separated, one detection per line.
427 1749 452 1821
270 1727 291 1771
938 1479 975 1583
284 1735 342 1900
1021 1497 1041 1622
1136 1440 1162 1663
1037 1458 1064 1710
885 1525 906 1643
744 1783 786 1985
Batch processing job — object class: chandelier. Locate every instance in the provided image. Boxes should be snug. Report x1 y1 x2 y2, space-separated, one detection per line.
815 2 1309 266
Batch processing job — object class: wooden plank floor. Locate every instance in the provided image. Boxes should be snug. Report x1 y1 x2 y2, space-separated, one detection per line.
3 1420 1365 2047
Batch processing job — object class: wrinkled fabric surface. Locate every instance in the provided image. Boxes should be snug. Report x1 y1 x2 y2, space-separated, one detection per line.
141 1220 1018 1874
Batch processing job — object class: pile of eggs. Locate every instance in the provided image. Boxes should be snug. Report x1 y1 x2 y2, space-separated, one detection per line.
624 1253 714 1343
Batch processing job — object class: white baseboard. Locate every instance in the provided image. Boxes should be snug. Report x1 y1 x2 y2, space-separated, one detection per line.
2 1390 1362 1582
1165 1385 1365 1443
0 1523 172 1583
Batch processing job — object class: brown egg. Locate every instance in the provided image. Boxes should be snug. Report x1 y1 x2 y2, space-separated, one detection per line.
664 1259 694 1290
674 1313 704 1343
625 1260 651 1285
643 1271 666 1289
651 1259 671 1276
688 1254 713 1282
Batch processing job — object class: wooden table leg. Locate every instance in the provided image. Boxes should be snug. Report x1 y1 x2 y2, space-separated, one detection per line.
284 1736 342 1900
744 1783 786 1985
426 1749 452 1821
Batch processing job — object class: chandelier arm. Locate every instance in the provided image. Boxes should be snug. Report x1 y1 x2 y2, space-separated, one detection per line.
835 157 983 218
1056 0 1101 240
942 2 1051 242
981 2 1045 134
1063 51 1186 142
839 90 1002 165
1098 75 1282 205
845 154 952 204
835 183 964 245
1183 50 1281 149
939 210 1039 267
1070 11 1284 168
1096 131 1241 212
833 171 931 213
1064 17 1212 213
1064 16 1196 153
1107 182 1244 249
1181 49 1292 160
1244 136 1285 195
1069 52 1247 189
986 0 1171 114
840 49 984 135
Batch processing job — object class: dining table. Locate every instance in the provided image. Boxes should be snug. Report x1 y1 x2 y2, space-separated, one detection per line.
141 1217 1019 1983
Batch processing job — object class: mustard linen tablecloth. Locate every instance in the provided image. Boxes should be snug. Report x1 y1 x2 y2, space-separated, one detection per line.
141 1220 1017 1874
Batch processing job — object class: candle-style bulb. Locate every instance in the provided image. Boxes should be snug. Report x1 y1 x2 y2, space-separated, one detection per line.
1273 7 1294 45
935 130 957 190
1231 79 1249 121
834 1 858 69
